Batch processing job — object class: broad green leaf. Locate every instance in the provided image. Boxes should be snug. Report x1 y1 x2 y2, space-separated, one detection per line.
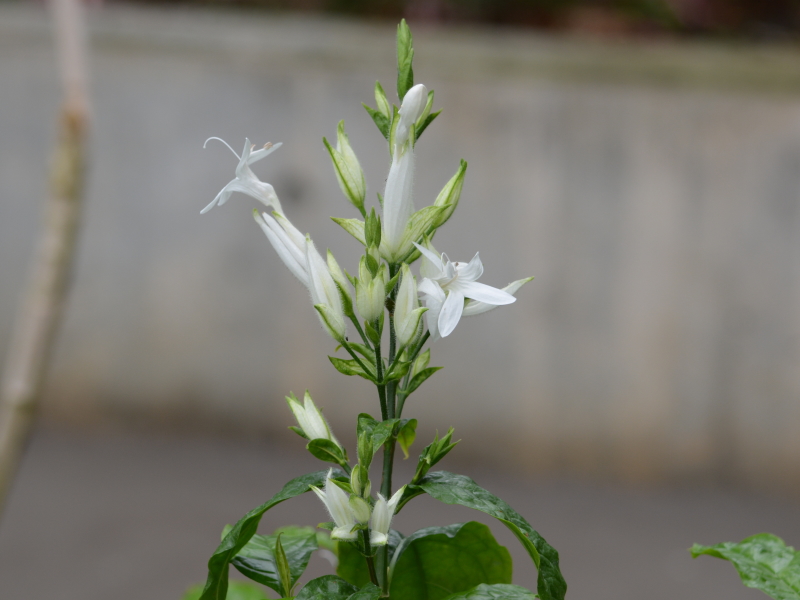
295 574 358 600
397 419 418 459
441 584 537 600
348 583 382 600
403 366 443 397
198 470 337 600
692 534 800 600
410 471 567 600
307 438 347 466
338 530 405 587
184 580 269 600
229 526 318 596
388 522 512 600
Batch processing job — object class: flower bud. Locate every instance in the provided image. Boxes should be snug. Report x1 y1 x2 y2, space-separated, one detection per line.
349 495 372 525
394 264 426 349
286 391 339 446
306 238 346 341
395 84 428 149
327 250 354 317
356 260 386 323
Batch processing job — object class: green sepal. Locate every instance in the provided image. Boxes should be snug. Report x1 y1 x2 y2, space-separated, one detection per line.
363 104 390 140
692 534 800 600
396 19 414 100
394 205 448 263
383 359 412 383
397 418 417 459
317 522 336 531
357 413 399 457
365 253 380 277
329 356 376 382
388 105 401 156
403 366 443 396
330 477 354 495
197 470 339 600
289 425 309 440
375 81 391 120
348 342 376 364
364 320 381 346
356 432 373 470
385 269 402 296
307 438 349 467
365 207 381 247
349 522 370 534
331 217 366 246
432 160 468 229
411 349 430 377
323 126 366 214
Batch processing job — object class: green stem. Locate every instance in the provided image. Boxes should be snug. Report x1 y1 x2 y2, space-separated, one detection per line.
342 341 375 381
361 530 380 587
395 330 430 418
349 315 371 347
374 341 388 421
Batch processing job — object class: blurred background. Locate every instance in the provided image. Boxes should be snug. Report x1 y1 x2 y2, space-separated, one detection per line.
2 0 800 598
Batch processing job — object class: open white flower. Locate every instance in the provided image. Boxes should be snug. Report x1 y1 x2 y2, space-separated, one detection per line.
201 137 283 215
463 277 534 317
414 242 516 340
369 486 404 546
312 470 358 542
286 391 339 445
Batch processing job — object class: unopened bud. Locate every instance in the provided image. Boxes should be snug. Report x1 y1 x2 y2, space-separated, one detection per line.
349 495 372 524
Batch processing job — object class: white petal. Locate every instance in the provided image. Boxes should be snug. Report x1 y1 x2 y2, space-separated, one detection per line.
200 182 234 214
413 242 444 278
438 290 465 338
254 213 309 287
382 147 415 256
456 252 484 282
260 212 306 270
449 280 516 305
273 212 306 253
370 531 388 546
332 526 359 542
463 277 532 317
247 141 282 164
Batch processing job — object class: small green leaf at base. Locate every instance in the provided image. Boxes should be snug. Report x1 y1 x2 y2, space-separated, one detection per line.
692 534 800 600
441 584 537 600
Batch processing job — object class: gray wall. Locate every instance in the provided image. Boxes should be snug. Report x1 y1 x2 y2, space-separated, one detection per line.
2 4 800 488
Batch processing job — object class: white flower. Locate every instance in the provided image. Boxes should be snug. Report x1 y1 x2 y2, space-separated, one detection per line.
306 237 347 341
286 391 338 444
394 83 428 150
312 470 358 542
369 486 404 546
463 277 534 317
393 264 427 349
414 242 516 340
381 142 415 260
253 211 309 288
201 137 283 215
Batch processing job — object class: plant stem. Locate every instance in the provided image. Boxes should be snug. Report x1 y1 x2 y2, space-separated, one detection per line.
374 342 387 421
349 315 371 347
395 330 430 418
361 530 380 587
342 341 375 381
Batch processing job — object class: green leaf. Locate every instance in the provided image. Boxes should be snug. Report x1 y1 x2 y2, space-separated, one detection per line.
331 217 366 246
441 584 537 600
397 419 418 459
410 471 567 600
357 413 400 457
348 343 376 364
329 356 376 381
338 530 405 587
403 366 443 396
363 104 390 140
692 534 800 600
198 470 337 600
396 19 414 100
229 526 318 596
307 438 348 466
364 320 381 346
388 522 512 600
383 359 412 383
416 109 441 140
183 581 269 600
295 575 359 600
348 583 382 600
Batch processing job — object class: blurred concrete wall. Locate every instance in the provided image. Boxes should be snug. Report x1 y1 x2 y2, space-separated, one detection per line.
2 4 800 488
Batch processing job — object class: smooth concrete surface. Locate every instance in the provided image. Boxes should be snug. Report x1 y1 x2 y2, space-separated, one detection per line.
2 4 800 488
0 424 798 600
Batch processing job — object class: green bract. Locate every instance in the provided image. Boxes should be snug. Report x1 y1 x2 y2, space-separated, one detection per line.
194 17 545 600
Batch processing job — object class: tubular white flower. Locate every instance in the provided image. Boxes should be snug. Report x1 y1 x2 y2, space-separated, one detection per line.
394 83 428 149
286 391 338 444
414 242 516 340
382 145 415 260
312 470 358 542
306 238 347 341
369 486 404 546
393 264 426 349
253 211 309 288
202 137 283 215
